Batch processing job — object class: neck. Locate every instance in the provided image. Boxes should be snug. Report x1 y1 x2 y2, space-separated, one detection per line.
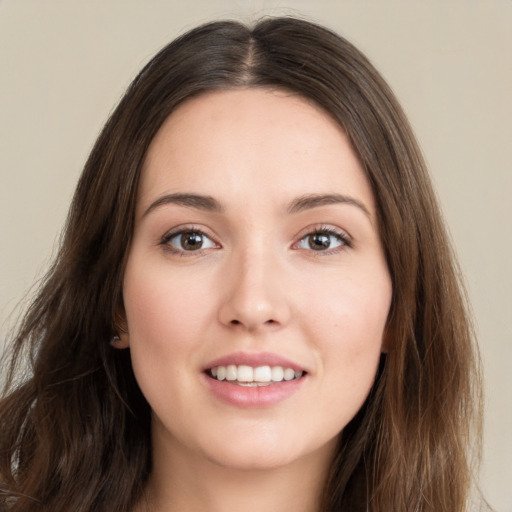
136 426 336 512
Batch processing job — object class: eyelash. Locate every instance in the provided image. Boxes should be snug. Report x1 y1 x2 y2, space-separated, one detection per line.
159 226 218 257
159 225 352 256
294 225 352 255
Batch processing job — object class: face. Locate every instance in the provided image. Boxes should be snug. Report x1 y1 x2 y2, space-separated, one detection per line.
121 89 392 472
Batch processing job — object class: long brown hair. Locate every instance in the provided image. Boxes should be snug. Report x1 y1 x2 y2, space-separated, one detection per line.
0 17 482 511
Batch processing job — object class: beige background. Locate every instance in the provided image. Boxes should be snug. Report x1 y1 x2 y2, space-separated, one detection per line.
0 1 510 510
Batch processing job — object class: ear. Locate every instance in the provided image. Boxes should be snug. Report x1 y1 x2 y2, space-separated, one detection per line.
111 307 130 349
111 333 130 349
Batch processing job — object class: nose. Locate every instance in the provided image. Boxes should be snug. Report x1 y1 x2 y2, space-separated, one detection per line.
217 247 291 332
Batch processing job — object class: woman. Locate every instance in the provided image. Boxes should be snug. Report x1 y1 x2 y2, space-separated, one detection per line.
0 17 482 512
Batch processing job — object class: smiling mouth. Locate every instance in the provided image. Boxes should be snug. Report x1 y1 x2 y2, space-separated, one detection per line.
207 365 305 387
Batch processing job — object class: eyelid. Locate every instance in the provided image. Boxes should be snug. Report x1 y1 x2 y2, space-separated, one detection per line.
159 225 221 255
157 223 351 256
291 224 352 253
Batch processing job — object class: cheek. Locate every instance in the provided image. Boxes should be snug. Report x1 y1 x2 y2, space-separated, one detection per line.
121 259 220 407
121 259 217 413
304 266 391 344
303 266 391 396
123 260 214 349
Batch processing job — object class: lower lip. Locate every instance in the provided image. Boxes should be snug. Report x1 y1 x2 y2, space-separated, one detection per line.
202 374 306 408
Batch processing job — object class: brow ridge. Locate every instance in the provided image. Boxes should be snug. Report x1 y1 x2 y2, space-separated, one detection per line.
143 193 223 217
143 192 370 218
287 193 371 217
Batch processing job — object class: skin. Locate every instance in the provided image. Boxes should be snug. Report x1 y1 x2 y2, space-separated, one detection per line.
120 88 392 512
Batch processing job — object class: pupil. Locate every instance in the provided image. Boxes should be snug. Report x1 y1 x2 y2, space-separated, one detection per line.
309 233 330 250
182 232 203 250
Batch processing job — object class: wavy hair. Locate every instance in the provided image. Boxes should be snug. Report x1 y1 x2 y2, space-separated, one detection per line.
0 17 482 511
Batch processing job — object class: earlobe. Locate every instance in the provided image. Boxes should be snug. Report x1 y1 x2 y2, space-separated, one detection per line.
111 334 130 349
111 306 130 348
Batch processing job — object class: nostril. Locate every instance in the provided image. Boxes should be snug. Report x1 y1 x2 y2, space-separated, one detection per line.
229 318 276 327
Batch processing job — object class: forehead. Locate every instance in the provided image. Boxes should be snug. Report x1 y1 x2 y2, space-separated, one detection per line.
138 88 375 216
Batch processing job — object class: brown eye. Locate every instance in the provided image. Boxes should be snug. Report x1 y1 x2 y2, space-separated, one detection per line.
307 233 331 251
165 230 217 252
296 229 349 252
180 232 204 250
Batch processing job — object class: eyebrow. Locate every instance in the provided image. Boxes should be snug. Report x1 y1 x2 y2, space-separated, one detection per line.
143 192 371 219
143 193 224 217
287 193 371 217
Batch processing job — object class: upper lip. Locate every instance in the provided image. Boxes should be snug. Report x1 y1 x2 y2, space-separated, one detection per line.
203 352 306 373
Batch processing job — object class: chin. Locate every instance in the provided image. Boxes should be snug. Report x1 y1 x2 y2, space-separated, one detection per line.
198 428 334 473
205 446 302 472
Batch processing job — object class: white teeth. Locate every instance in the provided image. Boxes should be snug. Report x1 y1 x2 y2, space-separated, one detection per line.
283 368 295 381
253 366 272 382
237 365 253 382
226 365 237 381
271 366 284 382
209 364 304 384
